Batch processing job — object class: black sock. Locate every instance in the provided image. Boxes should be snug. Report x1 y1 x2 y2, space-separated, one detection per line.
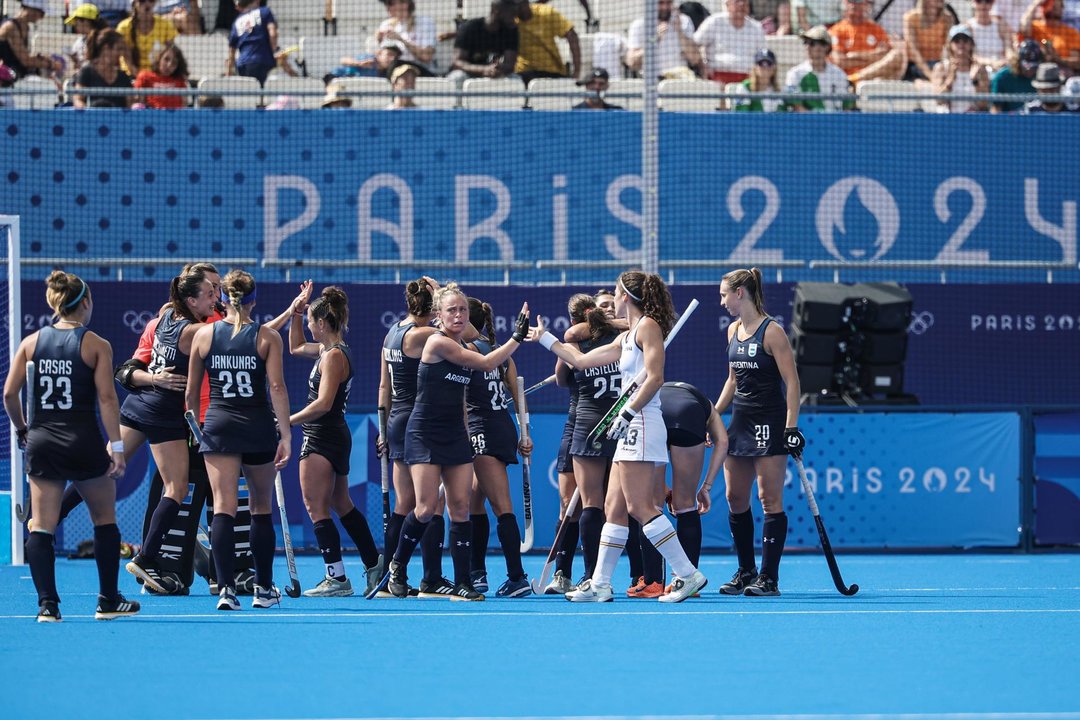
250 513 276 589
626 516 644 581
384 512 405 558
556 519 579 576
393 512 429 574
449 520 472 586
339 508 380 569
761 512 788 581
59 484 83 523
676 510 703 567
579 507 604 579
496 513 524 581
26 530 58 605
142 497 181 560
730 509 756 571
93 523 120 600
640 522 664 584
313 518 345 579
470 513 490 572
211 513 236 590
420 514 444 583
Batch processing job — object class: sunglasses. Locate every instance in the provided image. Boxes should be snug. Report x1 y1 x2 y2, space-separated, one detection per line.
756 59 776 67
973 0 993 4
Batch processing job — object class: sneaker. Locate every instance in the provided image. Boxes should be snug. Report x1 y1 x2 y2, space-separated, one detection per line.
252 584 282 608
626 576 646 596
663 579 700 599
543 570 573 595
216 587 240 611
565 579 614 602
37 600 61 623
418 577 456 599
303 576 354 598
495 576 533 598
627 580 665 599
659 570 708 603
743 573 780 597
143 571 187 596
365 554 384 596
125 554 169 594
387 560 410 599
208 580 219 596
234 569 256 596
448 582 485 601
719 566 759 595
470 569 489 594
95 593 140 620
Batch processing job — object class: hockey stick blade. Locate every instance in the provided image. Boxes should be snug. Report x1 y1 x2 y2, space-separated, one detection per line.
274 472 302 598
795 459 858 596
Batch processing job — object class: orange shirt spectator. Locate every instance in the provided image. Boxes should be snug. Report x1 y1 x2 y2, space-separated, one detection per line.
1019 0 1080 71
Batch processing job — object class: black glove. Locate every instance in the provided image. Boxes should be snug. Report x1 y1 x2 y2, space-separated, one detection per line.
784 426 805 460
511 310 529 343
16 426 28 451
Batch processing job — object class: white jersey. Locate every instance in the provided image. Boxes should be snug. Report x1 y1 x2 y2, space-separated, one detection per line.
615 321 667 464
619 322 661 413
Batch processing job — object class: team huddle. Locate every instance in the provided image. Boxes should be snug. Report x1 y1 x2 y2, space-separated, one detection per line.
3 264 806 621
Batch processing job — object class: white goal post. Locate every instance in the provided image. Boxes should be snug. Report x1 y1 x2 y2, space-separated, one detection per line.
1 215 23 565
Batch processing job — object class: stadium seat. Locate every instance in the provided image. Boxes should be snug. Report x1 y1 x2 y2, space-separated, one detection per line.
198 76 262 108
29 31 71 62
330 76 393 109
462 77 525 110
607 77 643 111
858 79 930 112
298 35 366 81
658 78 722 112
415 76 459 109
264 76 328 109
10 76 57 109
527 77 579 110
175 34 230 82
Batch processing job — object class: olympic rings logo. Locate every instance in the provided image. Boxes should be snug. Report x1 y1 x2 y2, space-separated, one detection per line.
908 311 935 335
381 311 406 329
122 310 156 334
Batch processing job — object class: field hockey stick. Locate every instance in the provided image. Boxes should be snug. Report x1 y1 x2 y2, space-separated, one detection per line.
184 409 203 445
378 406 390 537
794 458 859 596
274 471 302 598
586 298 700 449
15 361 35 524
524 374 557 396
513 375 534 553
530 487 580 595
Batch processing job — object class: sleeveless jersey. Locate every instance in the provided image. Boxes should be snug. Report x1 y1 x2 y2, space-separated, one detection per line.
618 322 661 413
121 308 191 424
415 344 471 407
660 381 713 446
383 321 420 409
728 318 785 410
31 326 97 423
574 331 621 418
206 322 269 410
303 342 352 432
465 339 510 417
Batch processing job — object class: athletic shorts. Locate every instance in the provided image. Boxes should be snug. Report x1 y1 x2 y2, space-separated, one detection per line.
556 413 574 473
404 403 473 466
570 406 618 458
299 423 351 475
468 411 519 466
25 419 111 482
199 404 278 459
386 405 410 461
613 406 668 465
727 404 787 457
120 411 189 444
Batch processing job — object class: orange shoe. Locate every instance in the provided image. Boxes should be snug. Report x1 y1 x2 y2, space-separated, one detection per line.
626 576 645 597
627 580 665 598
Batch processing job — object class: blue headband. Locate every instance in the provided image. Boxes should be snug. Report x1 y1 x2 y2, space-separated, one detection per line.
63 279 87 309
222 288 257 305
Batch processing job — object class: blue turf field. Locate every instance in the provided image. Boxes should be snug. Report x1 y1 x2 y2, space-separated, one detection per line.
1 553 1078 720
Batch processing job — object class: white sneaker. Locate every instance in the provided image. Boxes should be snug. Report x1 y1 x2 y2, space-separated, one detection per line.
252 584 281 609
543 570 573 595
658 570 708 603
565 579 614 602
216 587 240 611
303 576 354 598
365 554 384 596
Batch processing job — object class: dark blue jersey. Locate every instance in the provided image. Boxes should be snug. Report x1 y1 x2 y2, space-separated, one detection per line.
465 339 510 417
121 309 191 426
383 321 421 410
206 322 269 410
728 318 785 410
573 332 621 418
30 326 97 423
415 336 471 408
660 381 712 447
303 343 352 433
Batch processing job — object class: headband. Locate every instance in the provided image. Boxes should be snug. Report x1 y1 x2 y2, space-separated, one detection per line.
619 279 641 303
222 288 257 305
63 279 88 309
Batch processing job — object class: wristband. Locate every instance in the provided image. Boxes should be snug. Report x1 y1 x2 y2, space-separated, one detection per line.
620 406 638 422
539 331 558 350
110 440 124 452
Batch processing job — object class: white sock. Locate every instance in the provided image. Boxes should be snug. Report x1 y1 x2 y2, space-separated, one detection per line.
591 523 629 587
326 561 346 580
642 514 695 579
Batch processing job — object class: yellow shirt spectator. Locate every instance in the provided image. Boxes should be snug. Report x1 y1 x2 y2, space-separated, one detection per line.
515 3 573 76
116 15 177 74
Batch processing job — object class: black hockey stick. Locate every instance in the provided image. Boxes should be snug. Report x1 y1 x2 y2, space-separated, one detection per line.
524 374 556 396
513 376 534 552
15 360 35 524
274 471 302 598
794 458 859 596
378 406 390 536
587 298 699 448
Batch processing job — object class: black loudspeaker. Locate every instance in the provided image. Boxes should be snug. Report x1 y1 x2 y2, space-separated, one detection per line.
851 331 908 365
797 364 835 395
858 364 905 394
792 283 854 332
849 283 913 332
789 324 839 366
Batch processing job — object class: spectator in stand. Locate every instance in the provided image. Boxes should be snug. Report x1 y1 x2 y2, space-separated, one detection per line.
118 0 178 75
388 63 419 109
156 0 201 35
1025 59 1078 106
792 0 843 33
515 0 581 85
750 0 793 35
830 0 908 84
786 25 855 109
227 0 279 85
573 67 624 108
327 39 403 81
733 47 786 109
134 41 189 108
448 0 520 84
375 0 436 74
1019 0 1080 73
695 0 767 83
991 38 1042 109
932 24 991 110
0 1 64 81
320 84 352 108
65 4 108 72
627 0 702 79
73 28 133 108
966 0 1013 69
903 0 956 80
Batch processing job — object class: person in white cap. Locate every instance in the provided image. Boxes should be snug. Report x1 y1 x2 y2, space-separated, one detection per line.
0 2 64 80
932 24 991 112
